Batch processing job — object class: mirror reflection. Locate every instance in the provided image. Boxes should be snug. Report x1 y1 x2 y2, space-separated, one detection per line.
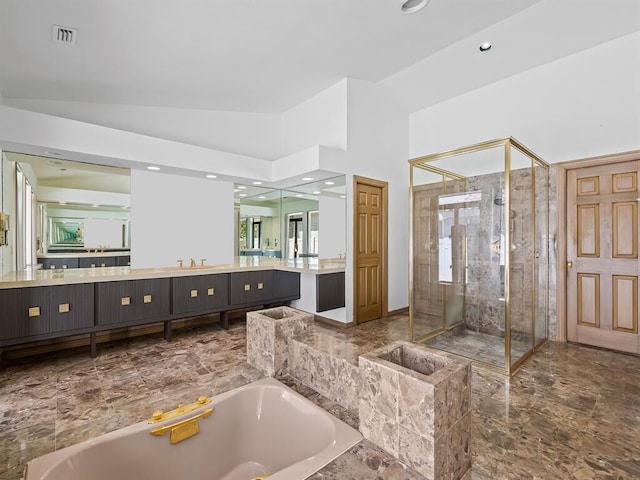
1 152 130 274
235 176 346 260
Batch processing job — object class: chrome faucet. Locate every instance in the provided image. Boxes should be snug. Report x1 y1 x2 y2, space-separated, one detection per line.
190 258 196 268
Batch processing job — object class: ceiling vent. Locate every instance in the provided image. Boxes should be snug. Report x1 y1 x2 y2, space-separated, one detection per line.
52 25 78 44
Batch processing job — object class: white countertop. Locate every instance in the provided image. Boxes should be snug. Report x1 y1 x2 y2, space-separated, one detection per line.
0 257 345 289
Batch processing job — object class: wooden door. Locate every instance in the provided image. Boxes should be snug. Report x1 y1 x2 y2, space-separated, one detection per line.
354 176 387 323
567 160 639 353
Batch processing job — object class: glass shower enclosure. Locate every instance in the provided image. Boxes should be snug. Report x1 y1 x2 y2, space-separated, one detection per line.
409 138 549 375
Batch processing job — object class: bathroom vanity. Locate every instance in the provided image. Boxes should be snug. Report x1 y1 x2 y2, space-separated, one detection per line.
0 257 344 358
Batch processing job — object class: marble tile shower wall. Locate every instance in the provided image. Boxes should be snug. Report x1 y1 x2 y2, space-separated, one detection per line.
463 167 553 343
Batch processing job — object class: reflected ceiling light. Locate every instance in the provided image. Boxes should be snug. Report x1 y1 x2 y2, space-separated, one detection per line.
313 191 321 195
239 193 247 197
302 177 313 181
324 181 335 185
206 174 217 179
58 201 67 205
258 196 266 199
147 166 161 171
295 194 304 197
122 206 129 209
237 185 247 189
479 42 492 52
340 195 346 199
92 204 100 208
252 181 262 185
401 0 429 14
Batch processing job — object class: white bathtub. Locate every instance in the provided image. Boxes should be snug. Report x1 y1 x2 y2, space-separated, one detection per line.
25 377 362 480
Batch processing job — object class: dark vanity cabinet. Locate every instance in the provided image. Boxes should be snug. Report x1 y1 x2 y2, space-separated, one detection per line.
39 257 79 270
0 284 94 342
95 278 170 326
171 274 229 315
273 270 301 300
78 256 117 268
316 272 346 312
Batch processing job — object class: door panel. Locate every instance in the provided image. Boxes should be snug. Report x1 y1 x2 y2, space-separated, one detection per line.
355 178 387 323
567 160 640 353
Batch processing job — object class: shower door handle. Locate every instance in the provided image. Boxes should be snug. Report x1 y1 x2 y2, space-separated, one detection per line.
567 261 573 269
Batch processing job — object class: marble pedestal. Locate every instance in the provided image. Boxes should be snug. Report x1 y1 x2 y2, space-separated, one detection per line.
246 306 313 377
359 341 472 480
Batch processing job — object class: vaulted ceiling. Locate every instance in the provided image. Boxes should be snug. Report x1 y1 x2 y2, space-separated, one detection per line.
1 0 638 114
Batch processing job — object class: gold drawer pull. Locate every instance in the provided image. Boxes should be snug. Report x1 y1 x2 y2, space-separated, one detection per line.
91 264 96 268
150 407 214 444
59 303 70 313
101 263 106 267
144 295 152 304
62 265 67 269
207 288 214 296
244 284 251 291
257 282 264 290
190 289 198 298
50 265 56 270
121 297 131 306
28 306 41 317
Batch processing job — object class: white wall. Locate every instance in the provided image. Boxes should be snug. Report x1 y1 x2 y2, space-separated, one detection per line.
318 196 346 259
346 79 410 316
409 32 640 163
4 99 283 161
281 79 348 155
130 170 234 268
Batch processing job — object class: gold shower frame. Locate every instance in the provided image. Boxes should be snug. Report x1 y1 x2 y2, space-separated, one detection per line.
408 137 550 375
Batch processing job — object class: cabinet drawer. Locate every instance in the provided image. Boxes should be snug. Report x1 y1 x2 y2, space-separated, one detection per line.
273 271 300 300
49 284 94 332
79 256 117 268
0 284 94 340
172 274 229 315
316 272 345 312
40 257 79 270
96 279 170 325
230 271 274 305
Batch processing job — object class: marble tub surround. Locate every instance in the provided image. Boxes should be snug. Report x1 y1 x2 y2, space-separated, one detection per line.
359 341 472 479
288 329 362 412
246 306 313 377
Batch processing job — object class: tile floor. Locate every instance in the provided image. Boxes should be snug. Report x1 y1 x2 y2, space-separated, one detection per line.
1 314 639 479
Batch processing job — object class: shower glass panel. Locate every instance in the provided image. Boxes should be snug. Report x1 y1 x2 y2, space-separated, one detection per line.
409 138 549 375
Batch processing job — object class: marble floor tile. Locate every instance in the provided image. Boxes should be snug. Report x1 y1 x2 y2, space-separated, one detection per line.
1 316 639 480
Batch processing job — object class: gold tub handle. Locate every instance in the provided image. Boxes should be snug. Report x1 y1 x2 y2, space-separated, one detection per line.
150 407 213 444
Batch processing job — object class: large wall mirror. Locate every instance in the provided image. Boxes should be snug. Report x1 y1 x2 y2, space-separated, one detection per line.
1 152 130 274
235 175 346 260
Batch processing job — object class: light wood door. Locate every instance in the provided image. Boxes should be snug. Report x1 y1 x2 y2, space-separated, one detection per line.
354 176 387 323
567 160 639 353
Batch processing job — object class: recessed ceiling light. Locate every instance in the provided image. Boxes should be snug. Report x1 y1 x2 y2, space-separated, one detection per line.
258 196 266 199
479 42 492 52
302 177 313 181
237 185 247 190
239 193 247 197
401 0 429 14
206 174 217 179
252 181 263 185
324 181 335 185
147 166 161 171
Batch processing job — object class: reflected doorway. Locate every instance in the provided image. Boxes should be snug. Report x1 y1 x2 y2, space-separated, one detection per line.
287 214 303 259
